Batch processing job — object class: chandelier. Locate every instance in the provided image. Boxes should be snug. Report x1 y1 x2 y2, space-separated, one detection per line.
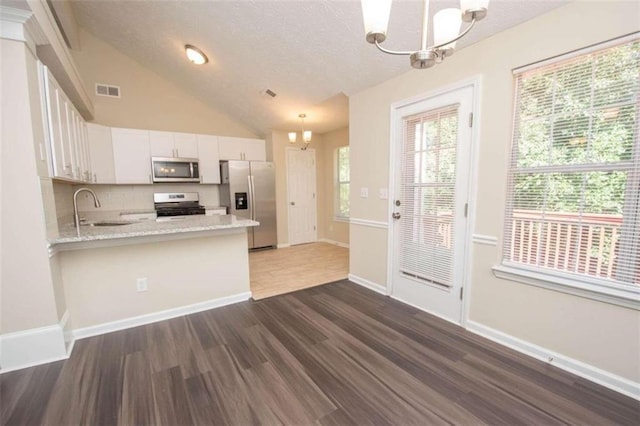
361 0 489 69
288 114 312 148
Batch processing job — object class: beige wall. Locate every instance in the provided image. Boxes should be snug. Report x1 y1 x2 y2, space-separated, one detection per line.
349 0 640 382
60 232 250 328
318 127 349 245
1 38 61 333
71 29 257 137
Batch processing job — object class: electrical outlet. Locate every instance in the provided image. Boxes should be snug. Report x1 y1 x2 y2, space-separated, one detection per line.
360 187 369 198
379 188 388 200
136 277 148 292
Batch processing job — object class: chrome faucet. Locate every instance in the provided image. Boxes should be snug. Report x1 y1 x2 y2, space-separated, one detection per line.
73 188 101 236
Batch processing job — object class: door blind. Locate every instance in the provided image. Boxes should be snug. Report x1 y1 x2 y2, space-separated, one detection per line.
504 38 640 287
400 105 459 288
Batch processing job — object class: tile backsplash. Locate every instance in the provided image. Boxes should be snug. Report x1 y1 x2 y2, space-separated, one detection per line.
53 182 221 224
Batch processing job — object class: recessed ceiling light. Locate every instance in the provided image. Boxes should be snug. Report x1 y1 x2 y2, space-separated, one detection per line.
185 44 208 65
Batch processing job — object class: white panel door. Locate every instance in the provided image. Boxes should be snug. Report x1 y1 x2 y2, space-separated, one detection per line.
390 85 474 324
287 148 317 245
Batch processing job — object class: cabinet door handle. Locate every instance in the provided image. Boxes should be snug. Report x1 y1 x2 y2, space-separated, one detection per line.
94 173 97 183
149 174 152 183
175 148 179 157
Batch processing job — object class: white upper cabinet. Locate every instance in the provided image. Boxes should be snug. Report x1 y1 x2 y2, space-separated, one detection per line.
218 137 266 161
173 132 198 158
42 67 91 182
149 130 198 158
111 127 152 184
87 123 116 184
196 135 220 184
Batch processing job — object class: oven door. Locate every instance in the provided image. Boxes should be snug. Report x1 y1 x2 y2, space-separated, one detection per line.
152 157 200 182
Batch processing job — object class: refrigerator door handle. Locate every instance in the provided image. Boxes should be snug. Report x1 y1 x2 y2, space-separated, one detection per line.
247 175 257 221
250 175 257 221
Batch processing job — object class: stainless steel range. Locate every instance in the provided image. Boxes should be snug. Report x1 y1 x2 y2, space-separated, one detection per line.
154 192 205 221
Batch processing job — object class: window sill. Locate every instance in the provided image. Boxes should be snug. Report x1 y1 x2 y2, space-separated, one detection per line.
334 216 349 223
492 264 639 310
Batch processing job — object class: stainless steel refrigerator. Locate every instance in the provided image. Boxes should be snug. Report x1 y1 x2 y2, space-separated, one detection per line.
220 160 277 249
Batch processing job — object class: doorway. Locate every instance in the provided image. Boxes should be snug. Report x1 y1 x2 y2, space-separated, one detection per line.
286 147 317 245
389 83 476 325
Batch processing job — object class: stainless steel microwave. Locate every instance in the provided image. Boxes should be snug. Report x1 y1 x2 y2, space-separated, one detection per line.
151 157 200 183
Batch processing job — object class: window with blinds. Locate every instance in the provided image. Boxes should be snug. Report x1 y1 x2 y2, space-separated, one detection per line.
400 105 459 288
504 38 640 288
336 146 350 218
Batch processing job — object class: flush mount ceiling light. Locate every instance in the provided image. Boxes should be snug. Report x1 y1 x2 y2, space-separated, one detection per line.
185 44 208 65
288 114 312 147
361 0 489 69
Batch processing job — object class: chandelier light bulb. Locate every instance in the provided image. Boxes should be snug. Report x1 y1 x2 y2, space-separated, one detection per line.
361 0 488 69
288 132 297 143
434 8 462 50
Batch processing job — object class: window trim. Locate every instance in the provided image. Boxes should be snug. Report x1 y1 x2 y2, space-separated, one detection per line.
334 145 350 220
501 36 640 307
492 263 639 310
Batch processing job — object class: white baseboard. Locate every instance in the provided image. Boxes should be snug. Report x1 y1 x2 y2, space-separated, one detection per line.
466 320 640 401
318 238 349 249
277 243 290 249
348 274 388 295
0 322 68 374
72 291 252 341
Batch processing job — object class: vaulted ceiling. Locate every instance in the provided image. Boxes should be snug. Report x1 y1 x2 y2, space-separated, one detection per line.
70 0 569 137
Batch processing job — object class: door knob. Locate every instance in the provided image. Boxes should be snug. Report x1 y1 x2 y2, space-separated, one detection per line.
392 212 401 219
290 201 295 206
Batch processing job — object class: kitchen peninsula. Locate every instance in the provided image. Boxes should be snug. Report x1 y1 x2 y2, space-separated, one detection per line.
50 215 259 335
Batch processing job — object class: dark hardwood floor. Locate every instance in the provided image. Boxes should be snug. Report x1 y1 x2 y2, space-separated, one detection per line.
2 280 638 425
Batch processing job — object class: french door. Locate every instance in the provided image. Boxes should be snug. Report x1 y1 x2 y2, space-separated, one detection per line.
390 85 474 324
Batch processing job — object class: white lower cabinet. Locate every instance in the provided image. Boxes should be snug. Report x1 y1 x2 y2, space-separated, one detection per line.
111 128 152 184
197 134 220 184
87 123 116 183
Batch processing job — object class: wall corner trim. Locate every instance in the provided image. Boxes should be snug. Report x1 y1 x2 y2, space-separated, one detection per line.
471 234 498 246
0 322 68 374
466 320 640 401
348 274 389 295
349 218 388 229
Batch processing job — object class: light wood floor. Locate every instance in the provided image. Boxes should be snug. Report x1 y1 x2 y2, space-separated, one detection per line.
249 242 349 300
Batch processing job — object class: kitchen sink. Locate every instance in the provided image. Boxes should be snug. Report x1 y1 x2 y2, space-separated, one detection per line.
86 221 133 227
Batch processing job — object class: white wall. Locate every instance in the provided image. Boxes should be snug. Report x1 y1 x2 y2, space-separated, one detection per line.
1 37 61 334
349 0 640 383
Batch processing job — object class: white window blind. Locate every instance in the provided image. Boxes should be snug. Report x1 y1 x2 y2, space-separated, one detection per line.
336 146 350 218
400 105 459 287
504 39 640 288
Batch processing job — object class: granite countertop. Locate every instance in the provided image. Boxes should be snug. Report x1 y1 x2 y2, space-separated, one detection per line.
50 214 259 246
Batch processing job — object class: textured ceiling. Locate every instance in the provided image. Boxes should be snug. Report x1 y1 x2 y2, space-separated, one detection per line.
71 0 569 137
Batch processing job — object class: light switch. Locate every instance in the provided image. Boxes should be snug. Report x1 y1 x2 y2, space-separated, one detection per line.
379 188 388 200
360 187 369 198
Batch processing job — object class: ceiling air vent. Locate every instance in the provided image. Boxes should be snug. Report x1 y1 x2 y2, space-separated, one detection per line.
95 83 121 98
